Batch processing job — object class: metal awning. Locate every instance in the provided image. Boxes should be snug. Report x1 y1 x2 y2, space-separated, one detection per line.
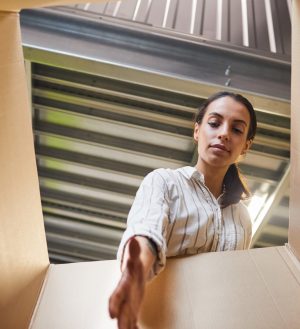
20 1 291 262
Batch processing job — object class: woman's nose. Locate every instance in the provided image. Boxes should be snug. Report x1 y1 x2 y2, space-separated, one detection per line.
218 127 229 141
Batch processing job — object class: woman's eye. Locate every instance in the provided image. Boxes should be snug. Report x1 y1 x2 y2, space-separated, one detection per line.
208 121 219 128
233 127 243 134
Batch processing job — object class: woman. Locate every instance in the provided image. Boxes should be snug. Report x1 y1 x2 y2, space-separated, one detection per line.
109 91 257 329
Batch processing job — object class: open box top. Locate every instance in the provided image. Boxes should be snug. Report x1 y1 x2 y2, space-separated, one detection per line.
0 0 108 11
0 1 300 328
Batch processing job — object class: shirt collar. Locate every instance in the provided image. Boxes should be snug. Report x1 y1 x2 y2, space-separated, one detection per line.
178 166 205 184
179 166 225 204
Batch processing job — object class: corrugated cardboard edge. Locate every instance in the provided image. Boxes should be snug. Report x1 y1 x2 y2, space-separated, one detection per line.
247 247 300 328
28 264 52 329
0 12 49 329
282 244 300 282
289 0 300 259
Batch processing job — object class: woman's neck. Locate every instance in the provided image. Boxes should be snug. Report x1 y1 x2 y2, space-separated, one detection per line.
195 163 228 198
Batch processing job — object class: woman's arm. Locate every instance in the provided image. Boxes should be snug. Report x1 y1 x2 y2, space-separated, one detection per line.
108 236 157 329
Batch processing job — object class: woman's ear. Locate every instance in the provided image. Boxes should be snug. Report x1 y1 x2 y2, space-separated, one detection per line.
241 139 253 155
194 122 200 142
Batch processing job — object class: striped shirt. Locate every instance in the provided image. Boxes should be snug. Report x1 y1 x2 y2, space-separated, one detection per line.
118 166 252 275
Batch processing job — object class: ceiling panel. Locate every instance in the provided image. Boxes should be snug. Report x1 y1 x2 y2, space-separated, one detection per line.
19 2 291 263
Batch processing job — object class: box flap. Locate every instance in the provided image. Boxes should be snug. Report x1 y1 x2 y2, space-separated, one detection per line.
30 260 121 329
0 0 106 12
289 0 300 260
140 246 300 329
29 246 300 329
0 12 49 329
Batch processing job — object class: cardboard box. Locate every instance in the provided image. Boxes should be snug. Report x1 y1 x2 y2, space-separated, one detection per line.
1 1 300 328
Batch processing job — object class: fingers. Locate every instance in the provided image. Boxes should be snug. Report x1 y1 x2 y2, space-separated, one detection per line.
118 302 138 329
108 251 138 319
108 277 126 318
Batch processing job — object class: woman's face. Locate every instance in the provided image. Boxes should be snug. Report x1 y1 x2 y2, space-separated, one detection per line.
194 96 252 171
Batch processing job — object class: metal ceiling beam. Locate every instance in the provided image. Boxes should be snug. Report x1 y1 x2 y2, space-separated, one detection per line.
20 8 291 109
45 214 123 242
35 145 153 177
251 163 290 247
32 73 198 116
20 6 291 260
263 224 289 239
40 188 131 216
42 202 126 229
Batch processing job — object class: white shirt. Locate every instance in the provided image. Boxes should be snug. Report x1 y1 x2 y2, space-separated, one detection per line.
118 166 252 275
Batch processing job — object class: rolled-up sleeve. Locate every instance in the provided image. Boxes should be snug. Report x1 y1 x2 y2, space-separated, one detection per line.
117 169 170 275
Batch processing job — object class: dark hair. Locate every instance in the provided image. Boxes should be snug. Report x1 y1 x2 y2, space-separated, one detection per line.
194 91 257 208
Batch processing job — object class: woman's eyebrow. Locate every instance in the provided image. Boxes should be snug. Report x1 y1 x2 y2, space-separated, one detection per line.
207 112 223 120
234 119 248 126
208 112 248 126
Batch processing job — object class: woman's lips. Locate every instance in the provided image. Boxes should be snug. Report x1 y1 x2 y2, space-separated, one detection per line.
210 144 230 152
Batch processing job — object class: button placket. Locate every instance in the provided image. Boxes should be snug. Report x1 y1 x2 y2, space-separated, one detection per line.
193 173 222 251
213 199 223 251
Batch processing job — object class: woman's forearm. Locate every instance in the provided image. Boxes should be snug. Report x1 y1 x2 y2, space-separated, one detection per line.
121 236 157 280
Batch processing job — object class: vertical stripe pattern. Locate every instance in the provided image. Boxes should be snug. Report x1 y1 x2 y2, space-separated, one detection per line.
118 166 252 274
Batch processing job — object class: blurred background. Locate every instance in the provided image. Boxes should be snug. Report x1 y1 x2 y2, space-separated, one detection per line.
20 0 291 263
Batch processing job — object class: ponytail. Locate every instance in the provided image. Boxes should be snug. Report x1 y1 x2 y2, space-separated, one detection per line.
219 163 251 208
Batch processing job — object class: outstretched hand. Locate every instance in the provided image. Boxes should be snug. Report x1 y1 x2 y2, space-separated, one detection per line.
109 238 146 329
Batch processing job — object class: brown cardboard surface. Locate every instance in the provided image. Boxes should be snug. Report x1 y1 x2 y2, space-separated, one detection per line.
289 0 300 260
30 261 121 329
141 246 300 329
0 1 299 328
0 12 49 329
29 246 300 329
0 0 106 12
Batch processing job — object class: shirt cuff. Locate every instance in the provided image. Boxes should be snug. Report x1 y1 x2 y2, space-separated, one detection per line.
117 225 167 279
